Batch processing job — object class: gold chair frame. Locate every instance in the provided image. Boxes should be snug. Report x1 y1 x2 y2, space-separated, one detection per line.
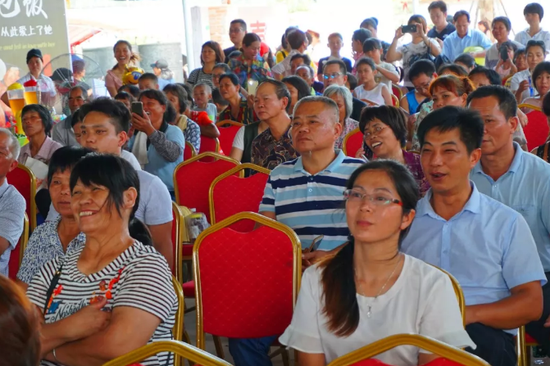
342 128 362 156
185 141 197 158
208 163 270 225
171 202 185 284
327 334 490 366
102 340 232 366
13 164 37 230
391 94 400 108
193 212 302 350
518 103 542 112
431 266 465 325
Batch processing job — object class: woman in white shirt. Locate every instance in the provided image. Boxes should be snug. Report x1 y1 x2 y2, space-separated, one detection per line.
279 160 475 366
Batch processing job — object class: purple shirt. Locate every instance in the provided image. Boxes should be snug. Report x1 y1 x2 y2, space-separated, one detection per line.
403 150 430 196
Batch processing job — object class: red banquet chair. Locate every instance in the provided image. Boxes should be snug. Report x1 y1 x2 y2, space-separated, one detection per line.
209 163 270 231
193 212 302 364
392 84 403 100
518 105 549 151
215 121 243 157
7 164 37 230
342 128 364 157
184 141 197 161
173 152 241 224
8 213 29 280
199 136 222 161
327 334 489 366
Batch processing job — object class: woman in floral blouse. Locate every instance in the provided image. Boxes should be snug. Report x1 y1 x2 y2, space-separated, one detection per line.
359 105 430 196
218 73 257 125
228 33 272 92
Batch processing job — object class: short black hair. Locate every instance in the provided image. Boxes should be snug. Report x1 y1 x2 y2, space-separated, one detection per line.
287 29 306 50
468 66 502 85
438 63 468 76
243 33 262 47
543 91 550 116
114 91 135 104
467 85 518 120
492 16 511 31
360 105 408 147
355 57 376 72
47 146 93 187
290 53 311 66
428 1 447 13
346 72 358 91
454 53 477 68
117 84 140 98
139 73 158 84
80 97 131 134
230 19 247 32
139 88 169 107
524 3 544 21
258 79 292 113
282 76 311 107
532 61 550 94
218 72 240 86
408 59 436 82
71 109 84 127
363 38 382 53
526 39 547 56
417 106 484 154
21 104 53 135
360 18 377 30
323 59 347 75
514 48 527 63
70 153 140 222
162 83 188 114
352 28 372 44
69 85 88 100
453 10 470 23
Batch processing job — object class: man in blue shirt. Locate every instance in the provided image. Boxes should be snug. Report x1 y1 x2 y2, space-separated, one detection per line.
468 85 550 355
229 96 365 366
402 106 545 366
442 10 492 62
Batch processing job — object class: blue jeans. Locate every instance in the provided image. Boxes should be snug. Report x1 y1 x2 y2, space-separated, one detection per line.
228 335 278 366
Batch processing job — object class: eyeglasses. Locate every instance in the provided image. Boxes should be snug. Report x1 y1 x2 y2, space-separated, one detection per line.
323 72 342 80
364 125 387 139
415 82 431 93
343 189 402 207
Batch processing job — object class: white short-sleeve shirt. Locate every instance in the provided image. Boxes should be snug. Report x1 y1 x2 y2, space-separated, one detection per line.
279 254 475 365
232 125 246 150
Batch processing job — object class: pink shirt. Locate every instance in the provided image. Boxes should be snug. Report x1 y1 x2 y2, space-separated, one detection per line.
18 136 62 165
105 69 123 93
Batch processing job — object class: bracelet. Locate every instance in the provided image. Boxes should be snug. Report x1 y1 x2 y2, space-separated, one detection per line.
52 348 60 362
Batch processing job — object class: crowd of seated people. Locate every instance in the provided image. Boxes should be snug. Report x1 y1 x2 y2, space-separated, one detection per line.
3 2 550 366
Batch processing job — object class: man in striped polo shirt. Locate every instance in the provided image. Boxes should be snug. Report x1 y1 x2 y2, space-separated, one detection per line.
228 96 365 366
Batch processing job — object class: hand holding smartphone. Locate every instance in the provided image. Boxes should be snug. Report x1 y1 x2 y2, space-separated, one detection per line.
303 235 324 254
131 101 144 117
401 25 417 33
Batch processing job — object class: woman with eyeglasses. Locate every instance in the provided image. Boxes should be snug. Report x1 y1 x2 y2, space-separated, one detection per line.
358 105 430 196
279 160 474 365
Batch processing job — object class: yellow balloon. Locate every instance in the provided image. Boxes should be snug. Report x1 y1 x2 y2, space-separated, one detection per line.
7 82 24 90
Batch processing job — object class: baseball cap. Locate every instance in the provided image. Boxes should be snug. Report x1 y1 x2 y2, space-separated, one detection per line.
150 59 168 69
26 49 43 63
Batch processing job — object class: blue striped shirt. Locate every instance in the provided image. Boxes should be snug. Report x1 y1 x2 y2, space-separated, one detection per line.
259 150 364 251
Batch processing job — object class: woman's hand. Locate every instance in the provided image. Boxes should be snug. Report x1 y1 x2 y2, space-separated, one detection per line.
414 23 426 38
394 26 404 41
66 296 111 341
131 112 156 136
355 147 368 161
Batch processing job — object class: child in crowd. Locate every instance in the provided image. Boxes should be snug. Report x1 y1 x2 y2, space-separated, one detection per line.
514 48 528 73
494 41 518 79
317 33 353 80
192 82 217 122
400 60 436 114
346 72 358 92
362 38 400 90
352 57 392 105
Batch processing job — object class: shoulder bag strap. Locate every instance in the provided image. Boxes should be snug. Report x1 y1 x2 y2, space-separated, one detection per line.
43 263 63 315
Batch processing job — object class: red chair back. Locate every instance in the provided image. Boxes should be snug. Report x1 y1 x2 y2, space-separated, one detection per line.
209 164 270 231
7 164 36 230
184 141 197 161
349 360 464 366
195 213 301 346
8 214 29 280
173 153 240 223
217 125 242 158
523 109 549 151
199 137 221 161
343 128 364 157
391 84 403 99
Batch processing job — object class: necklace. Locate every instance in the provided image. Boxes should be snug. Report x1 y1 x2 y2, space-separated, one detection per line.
354 254 402 318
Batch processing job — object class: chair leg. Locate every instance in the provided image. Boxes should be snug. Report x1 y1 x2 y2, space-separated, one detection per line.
281 346 290 366
213 335 225 359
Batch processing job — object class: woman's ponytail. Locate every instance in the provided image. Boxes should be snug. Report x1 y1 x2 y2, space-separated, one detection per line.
320 238 359 337
129 218 153 247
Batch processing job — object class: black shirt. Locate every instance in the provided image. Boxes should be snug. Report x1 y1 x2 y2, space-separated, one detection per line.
224 46 238 63
427 23 456 41
351 98 367 121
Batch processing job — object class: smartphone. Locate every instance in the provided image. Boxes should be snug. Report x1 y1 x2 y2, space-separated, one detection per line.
131 101 144 117
247 79 259 95
305 235 324 253
401 25 417 33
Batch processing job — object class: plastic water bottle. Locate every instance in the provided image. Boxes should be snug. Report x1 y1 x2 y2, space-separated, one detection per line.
528 76 534 97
